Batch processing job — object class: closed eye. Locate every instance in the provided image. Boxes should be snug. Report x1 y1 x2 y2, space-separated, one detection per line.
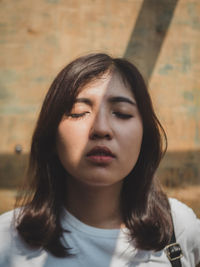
68 112 90 119
113 112 133 119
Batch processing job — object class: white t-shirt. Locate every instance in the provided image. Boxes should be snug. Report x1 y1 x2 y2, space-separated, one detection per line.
0 198 199 267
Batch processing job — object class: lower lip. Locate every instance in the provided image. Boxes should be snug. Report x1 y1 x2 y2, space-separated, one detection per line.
86 155 115 164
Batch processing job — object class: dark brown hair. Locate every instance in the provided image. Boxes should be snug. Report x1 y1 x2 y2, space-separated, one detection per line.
16 53 172 257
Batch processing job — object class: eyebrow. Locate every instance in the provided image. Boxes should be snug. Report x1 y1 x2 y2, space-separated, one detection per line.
108 96 136 106
75 96 136 106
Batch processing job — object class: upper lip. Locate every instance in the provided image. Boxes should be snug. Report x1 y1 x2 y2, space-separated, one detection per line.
86 146 116 157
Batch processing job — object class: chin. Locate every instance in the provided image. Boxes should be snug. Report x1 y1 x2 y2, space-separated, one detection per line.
76 174 123 188
67 167 126 188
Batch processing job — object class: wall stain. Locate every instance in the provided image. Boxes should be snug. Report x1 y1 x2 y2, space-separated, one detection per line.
27 28 38 35
0 86 10 100
183 87 200 146
183 91 194 101
45 35 59 48
184 88 200 116
0 70 19 101
45 0 60 4
175 3 200 30
158 64 173 75
35 76 49 83
0 70 19 84
0 105 39 115
181 44 191 73
187 2 200 30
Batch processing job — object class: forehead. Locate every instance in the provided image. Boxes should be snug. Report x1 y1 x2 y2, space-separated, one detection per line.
77 72 135 100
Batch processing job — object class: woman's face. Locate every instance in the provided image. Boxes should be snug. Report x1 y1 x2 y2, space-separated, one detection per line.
56 71 143 187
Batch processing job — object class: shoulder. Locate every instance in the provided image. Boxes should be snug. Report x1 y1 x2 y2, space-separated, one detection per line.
0 208 21 230
0 209 15 223
169 198 200 264
0 210 16 261
0 209 16 237
0 209 48 266
0 209 23 262
169 198 200 235
169 197 198 224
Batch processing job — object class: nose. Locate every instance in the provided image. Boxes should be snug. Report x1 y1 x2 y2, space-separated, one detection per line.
89 109 113 140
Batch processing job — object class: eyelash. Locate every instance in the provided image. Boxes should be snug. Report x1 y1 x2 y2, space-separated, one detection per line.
112 112 133 119
68 112 133 120
68 112 90 119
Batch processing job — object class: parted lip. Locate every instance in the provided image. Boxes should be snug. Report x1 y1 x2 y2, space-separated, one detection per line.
86 146 116 157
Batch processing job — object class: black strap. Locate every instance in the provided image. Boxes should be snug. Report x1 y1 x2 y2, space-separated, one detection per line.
165 228 182 267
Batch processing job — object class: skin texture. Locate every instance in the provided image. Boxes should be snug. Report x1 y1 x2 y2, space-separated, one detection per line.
56 71 143 228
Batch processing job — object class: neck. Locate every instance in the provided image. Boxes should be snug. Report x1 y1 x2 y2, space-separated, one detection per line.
65 178 124 229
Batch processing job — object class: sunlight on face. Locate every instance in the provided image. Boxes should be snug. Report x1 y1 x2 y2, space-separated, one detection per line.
56 71 143 187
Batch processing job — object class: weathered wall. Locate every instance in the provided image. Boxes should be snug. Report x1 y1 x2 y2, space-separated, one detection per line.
0 0 199 187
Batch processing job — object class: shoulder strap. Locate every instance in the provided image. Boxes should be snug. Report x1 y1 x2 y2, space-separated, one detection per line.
164 227 183 267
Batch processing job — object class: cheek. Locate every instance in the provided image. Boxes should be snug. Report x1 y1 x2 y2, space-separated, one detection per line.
56 122 90 164
119 122 143 162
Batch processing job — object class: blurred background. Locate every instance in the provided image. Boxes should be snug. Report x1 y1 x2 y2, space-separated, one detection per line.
0 0 199 216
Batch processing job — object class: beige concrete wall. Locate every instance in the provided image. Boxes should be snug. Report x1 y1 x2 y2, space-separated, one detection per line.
0 0 199 187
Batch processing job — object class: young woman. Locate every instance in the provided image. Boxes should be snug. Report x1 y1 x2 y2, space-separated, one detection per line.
0 53 199 267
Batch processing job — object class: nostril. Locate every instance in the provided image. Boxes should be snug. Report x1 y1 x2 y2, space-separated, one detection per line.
90 132 111 140
91 133 99 140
